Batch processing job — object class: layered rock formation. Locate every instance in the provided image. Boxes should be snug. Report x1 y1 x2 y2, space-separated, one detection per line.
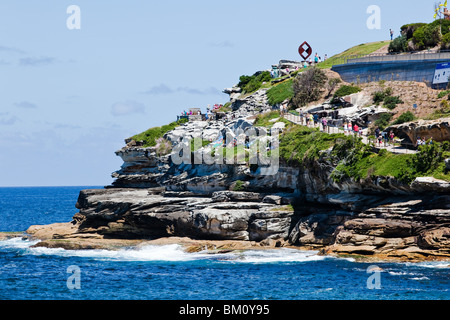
27 87 450 262
387 117 450 147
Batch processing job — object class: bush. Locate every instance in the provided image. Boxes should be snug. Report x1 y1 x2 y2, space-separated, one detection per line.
437 90 450 99
131 118 188 147
429 19 450 36
333 85 361 98
401 23 427 39
405 142 447 180
372 87 393 105
238 71 271 93
232 180 245 191
441 32 450 50
372 88 403 110
292 67 327 108
393 111 416 125
389 35 408 53
412 24 442 50
374 113 393 130
384 95 404 110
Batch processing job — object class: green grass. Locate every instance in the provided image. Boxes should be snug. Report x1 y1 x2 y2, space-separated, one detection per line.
352 153 413 179
253 111 291 129
266 78 294 106
317 41 391 69
279 126 345 165
130 118 188 148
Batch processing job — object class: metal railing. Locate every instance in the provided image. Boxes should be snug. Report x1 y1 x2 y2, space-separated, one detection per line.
334 49 450 65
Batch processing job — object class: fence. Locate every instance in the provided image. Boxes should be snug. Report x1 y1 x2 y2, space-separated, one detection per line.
333 50 450 66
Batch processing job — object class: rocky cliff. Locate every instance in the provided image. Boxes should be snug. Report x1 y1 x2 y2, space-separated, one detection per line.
27 87 450 262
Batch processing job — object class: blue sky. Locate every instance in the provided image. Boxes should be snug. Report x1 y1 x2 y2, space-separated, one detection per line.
0 0 437 186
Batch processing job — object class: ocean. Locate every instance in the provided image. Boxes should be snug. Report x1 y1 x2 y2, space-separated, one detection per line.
0 186 448 301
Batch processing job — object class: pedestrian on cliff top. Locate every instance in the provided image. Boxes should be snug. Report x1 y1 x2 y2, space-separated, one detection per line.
390 29 394 40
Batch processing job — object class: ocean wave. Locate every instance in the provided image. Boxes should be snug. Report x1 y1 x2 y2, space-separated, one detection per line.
405 261 450 269
0 237 39 249
230 249 326 264
0 238 333 264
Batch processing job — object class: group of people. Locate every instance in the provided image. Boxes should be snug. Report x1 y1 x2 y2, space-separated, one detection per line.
416 137 433 147
181 109 201 116
375 127 395 146
343 121 363 137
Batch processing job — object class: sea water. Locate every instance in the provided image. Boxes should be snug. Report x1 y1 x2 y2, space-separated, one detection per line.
0 187 448 300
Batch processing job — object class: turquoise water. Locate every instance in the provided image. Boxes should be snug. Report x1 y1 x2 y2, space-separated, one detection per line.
0 187 448 300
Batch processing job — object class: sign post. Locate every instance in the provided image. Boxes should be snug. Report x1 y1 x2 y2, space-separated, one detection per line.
298 41 312 60
433 62 450 88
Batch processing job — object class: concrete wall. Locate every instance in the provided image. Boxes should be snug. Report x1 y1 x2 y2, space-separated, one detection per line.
331 58 450 88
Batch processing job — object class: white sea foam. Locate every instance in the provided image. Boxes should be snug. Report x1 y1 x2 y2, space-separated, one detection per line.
410 276 430 281
28 246 328 264
230 249 326 264
0 237 38 249
405 261 450 269
0 238 333 263
27 243 203 262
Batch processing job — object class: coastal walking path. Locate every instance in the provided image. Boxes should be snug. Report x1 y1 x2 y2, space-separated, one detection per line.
283 113 417 155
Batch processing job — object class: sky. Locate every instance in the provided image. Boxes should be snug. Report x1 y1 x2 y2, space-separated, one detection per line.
0 0 438 186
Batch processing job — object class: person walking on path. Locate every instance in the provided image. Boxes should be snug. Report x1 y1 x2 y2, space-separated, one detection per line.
322 118 328 133
347 122 353 134
390 29 394 40
389 130 395 145
353 123 359 136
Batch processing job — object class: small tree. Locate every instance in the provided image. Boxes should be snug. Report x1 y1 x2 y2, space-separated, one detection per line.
325 78 342 98
292 67 327 107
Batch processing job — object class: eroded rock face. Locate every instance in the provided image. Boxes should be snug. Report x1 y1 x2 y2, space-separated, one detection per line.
57 188 295 242
26 186 450 261
387 117 450 146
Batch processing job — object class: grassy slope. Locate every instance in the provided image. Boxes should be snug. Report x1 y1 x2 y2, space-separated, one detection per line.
317 41 391 69
131 119 188 147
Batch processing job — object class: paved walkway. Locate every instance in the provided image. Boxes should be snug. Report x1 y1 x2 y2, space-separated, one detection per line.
283 113 417 155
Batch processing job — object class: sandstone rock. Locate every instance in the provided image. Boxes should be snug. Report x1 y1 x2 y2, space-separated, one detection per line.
387 117 450 146
262 195 282 205
212 191 261 202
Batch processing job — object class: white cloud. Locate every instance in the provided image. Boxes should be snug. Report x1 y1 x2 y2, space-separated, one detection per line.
111 100 146 116
144 84 223 96
144 84 174 95
19 56 57 66
0 114 19 125
14 101 38 109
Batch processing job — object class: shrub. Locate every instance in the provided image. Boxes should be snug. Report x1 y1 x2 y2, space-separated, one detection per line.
429 19 450 36
393 111 416 125
441 32 450 50
401 23 427 39
374 113 393 130
292 67 327 107
237 71 271 93
372 87 393 105
383 95 404 110
232 180 245 191
412 24 442 50
131 118 188 147
389 35 408 53
405 142 447 179
333 85 361 98
437 90 450 99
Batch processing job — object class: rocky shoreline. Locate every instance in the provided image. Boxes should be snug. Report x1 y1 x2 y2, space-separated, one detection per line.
24 86 450 263
25 186 450 263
